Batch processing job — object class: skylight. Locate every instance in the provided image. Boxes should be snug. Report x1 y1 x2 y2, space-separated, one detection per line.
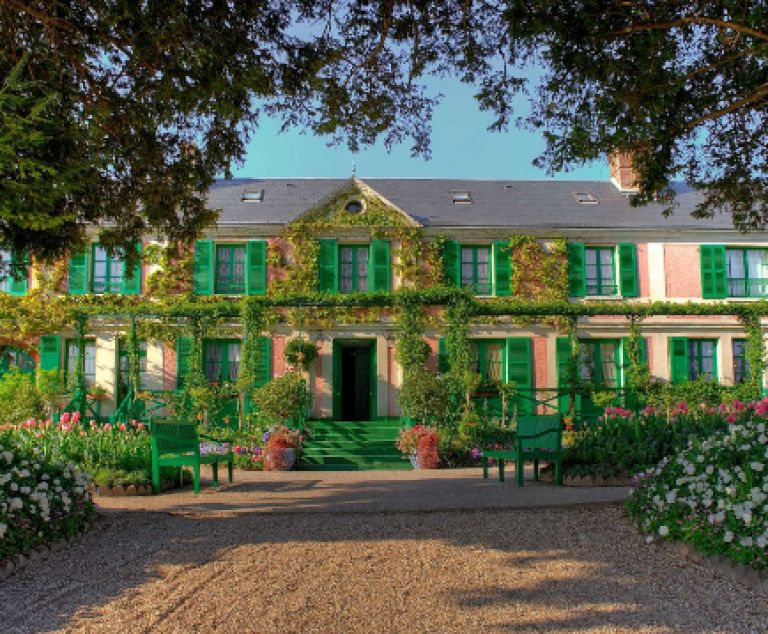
242 189 264 203
572 191 598 205
451 190 472 204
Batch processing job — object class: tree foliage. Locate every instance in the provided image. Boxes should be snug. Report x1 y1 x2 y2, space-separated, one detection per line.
1 1 767 260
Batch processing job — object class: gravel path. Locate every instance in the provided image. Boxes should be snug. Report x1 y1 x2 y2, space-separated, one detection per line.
1 471 766 633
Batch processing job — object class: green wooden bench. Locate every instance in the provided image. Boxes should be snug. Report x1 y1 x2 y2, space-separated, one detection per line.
150 421 234 494
482 414 563 486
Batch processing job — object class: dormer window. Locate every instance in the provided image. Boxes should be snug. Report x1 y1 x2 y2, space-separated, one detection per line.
451 190 472 204
573 191 598 205
242 189 264 203
345 200 364 214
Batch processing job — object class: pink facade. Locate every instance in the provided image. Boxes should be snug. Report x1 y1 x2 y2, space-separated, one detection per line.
637 243 649 298
162 343 176 390
533 337 547 388
271 336 286 378
665 245 701 298
425 337 438 372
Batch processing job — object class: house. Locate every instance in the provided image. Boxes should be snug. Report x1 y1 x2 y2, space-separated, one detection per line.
1 165 762 427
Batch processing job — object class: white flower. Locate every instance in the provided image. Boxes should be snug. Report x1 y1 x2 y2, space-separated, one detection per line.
8 497 23 511
658 526 669 537
750 462 765 472
739 536 754 548
723 530 734 543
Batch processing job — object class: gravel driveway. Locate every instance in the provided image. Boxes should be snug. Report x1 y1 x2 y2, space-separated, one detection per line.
1 470 766 633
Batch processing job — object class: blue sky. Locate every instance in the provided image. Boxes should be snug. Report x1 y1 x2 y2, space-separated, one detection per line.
233 76 608 181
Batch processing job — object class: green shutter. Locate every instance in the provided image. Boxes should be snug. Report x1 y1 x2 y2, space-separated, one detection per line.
246 240 267 295
39 335 60 371
493 241 512 296
567 242 586 297
505 337 532 414
121 242 142 295
437 337 449 373
669 337 689 385
368 240 391 291
700 245 727 299
68 250 89 294
441 240 461 287
618 243 638 297
176 337 194 389
256 336 272 387
556 336 573 414
8 252 28 296
318 239 338 293
193 240 214 295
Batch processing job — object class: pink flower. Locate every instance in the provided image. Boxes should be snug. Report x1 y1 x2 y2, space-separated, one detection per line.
60 423 71 433
72 411 81 423
118 423 127 432
60 412 70 424
136 423 145 431
89 420 97 428
103 423 112 431
726 413 737 424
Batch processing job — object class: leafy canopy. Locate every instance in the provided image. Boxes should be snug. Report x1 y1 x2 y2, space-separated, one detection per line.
2 1 767 260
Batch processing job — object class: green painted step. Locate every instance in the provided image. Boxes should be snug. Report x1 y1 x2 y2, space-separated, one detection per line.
300 420 408 471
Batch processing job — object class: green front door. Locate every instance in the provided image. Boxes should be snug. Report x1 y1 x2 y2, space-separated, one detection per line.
332 339 377 421
203 340 241 429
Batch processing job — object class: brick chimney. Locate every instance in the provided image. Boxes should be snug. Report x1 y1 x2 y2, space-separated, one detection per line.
609 151 640 194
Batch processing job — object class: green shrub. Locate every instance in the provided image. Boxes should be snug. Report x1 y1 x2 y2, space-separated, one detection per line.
284 338 319 371
627 419 768 570
398 368 454 425
0 369 44 425
252 372 310 425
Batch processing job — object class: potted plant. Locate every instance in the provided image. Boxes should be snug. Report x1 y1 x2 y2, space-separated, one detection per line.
284 337 319 373
395 424 440 469
87 384 109 402
262 425 304 470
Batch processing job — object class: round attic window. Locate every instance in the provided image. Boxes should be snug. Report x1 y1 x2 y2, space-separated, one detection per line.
344 200 364 214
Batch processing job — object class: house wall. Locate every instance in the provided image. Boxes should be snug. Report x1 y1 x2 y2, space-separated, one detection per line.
665 244 701 298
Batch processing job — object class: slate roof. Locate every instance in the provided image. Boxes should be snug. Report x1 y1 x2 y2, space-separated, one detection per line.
206 177 734 231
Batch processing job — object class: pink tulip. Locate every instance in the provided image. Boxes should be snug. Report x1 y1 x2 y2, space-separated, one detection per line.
60 412 70 424
726 413 737 424
72 411 81 423
118 423 127 432
104 423 112 431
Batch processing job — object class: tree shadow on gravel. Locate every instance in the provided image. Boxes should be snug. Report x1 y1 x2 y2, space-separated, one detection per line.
0 480 765 633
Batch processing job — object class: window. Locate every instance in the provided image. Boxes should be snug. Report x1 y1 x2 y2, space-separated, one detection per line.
573 192 598 204
339 246 369 293
733 339 748 384
65 340 96 387
451 190 472 204
689 339 717 381
204 341 241 384
241 189 264 202
585 247 617 296
726 248 768 297
0 250 11 292
117 340 148 401
578 340 620 388
91 245 126 293
214 244 246 294
471 340 504 386
344 200 364 214
461 246 491 295
0 347 35 375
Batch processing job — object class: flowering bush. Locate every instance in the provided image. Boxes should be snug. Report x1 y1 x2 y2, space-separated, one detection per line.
0 435 93 561
627 419 768 571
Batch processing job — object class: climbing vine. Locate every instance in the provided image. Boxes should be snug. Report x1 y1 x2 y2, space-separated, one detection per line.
739 313 766 396
393 291 430 380
625 316 652 402
444 291 478 413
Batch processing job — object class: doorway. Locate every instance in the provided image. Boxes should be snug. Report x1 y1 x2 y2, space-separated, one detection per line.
332 339 377 421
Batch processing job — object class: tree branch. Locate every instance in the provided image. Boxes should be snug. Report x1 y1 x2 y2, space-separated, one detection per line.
685 81 768 129
615 16 768 44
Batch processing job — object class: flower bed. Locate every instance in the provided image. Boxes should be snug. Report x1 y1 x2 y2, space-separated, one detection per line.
0 435 93 562
562 402 735 478
1 415 188 492
627 418 768 571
